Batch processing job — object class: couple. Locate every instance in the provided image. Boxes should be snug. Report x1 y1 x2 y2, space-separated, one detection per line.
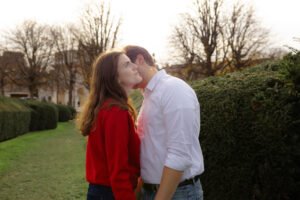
77 45 204 200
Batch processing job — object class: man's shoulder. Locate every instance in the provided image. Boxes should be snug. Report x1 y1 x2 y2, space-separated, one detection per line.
162 74 193 91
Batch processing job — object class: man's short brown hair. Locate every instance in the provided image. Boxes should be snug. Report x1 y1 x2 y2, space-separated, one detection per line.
123 45 155 66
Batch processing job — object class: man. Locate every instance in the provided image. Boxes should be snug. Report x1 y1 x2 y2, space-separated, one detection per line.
124 45 204 200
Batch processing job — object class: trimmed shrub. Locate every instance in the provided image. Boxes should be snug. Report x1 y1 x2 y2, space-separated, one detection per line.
280 52 300 92
56 104 72 122
66 105 77 120
193 59 300 200
0 97 31 142
21 100 58 131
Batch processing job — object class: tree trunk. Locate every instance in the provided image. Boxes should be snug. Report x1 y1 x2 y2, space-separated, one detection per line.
29 84 39 98
0 77 4 96
56 82 60 104
206 54 214 76
68 83 73 106
68 71 76 106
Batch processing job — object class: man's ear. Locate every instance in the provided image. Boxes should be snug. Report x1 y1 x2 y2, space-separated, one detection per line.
136 54 145 65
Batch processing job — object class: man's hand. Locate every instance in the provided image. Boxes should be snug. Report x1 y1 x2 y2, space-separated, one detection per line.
135 177 143 199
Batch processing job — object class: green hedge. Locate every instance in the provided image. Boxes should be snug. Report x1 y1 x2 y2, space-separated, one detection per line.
0 98 76 142
67 105 77 120
0 97 31 142
193 58 300 200
21 100 58 131
56 104 72 122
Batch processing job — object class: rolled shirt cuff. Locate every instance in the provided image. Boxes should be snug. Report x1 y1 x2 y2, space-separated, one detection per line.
164 152 192 171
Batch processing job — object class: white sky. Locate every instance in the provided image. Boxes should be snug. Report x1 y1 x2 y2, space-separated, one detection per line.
0 0 300 64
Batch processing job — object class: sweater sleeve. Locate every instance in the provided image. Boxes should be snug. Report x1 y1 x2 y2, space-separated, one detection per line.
104 108 136 200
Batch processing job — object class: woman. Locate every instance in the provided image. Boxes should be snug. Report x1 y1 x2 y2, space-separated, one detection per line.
77 50 142 200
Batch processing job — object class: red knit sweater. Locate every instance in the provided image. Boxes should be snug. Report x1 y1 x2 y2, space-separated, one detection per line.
86 104 140 200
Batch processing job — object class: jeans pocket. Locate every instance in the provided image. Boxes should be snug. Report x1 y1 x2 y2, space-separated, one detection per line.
172 181 203 200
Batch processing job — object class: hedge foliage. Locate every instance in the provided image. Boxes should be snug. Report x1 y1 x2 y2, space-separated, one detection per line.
192 54 300 200
67 105 77 120
56 104 73 122
0 97 31 142
20 100 58 131
0 98 77 141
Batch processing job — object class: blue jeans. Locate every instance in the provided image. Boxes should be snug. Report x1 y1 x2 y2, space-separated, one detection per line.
87 184 115 200
141 179 203 200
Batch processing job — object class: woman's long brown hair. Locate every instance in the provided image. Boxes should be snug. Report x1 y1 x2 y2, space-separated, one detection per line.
77 50 136 136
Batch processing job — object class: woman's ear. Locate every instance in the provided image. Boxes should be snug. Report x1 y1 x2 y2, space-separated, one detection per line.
136 54 145 65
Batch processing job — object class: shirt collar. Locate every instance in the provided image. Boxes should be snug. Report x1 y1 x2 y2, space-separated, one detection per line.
145 69 166 92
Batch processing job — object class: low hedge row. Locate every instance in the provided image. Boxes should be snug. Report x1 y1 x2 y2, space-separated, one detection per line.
56 104 73 122
0 99 77 142
20 100 58 131
0 97 31 142
67 105 77 120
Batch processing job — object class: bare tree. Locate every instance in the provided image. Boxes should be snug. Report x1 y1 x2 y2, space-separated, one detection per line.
50 25 78 106
170 0 270 77
170 0 225 76
74 1 121 89
170 14 200 65
5 20 54 98
225 3 269 69
194 0 224 75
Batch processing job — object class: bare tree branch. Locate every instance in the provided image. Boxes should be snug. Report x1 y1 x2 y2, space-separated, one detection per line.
226 3 269 69
169 0 225 77
74 1 121 89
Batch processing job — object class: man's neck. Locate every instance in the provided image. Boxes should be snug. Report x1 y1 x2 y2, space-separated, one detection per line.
142 67 158 89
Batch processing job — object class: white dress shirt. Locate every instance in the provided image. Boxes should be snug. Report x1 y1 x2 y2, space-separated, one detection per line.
137 69 204 184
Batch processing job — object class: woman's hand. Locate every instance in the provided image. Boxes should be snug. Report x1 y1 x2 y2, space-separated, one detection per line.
135 177 143 199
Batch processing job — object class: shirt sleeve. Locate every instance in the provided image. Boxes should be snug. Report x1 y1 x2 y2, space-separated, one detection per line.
104 108 136 200
162 83 199 171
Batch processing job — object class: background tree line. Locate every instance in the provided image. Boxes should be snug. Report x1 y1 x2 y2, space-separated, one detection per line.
0 1 121 105
0 0 286 101
169 0 286 79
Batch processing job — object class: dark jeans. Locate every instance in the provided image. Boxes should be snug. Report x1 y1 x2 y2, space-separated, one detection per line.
87 184 115 200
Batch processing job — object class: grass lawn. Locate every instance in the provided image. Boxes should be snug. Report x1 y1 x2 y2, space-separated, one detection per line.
0 122 87 200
